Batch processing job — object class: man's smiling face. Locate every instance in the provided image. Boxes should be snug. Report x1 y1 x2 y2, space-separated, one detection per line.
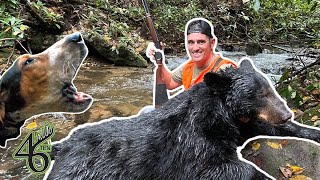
187 33 215 67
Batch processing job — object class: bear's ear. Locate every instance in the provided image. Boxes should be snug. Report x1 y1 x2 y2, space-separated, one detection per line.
239 58 255 73
204 72 232 92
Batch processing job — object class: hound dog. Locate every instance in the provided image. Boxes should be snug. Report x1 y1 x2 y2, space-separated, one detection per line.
0 32 92 148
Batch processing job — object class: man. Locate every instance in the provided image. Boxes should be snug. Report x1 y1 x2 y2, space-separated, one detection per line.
147 18 237 91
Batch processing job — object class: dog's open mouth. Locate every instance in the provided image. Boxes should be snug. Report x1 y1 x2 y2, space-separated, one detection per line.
62 83 91 104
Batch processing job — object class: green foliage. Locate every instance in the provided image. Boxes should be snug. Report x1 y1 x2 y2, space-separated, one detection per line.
278 69 303 107
0 0 18 11
107 19 137 54
2 0 317 51
30 1 62 29
279 84 304 107
208 2 251 41
277 65 320 126
148 0 209 43
84 1 144 54
1 0 63 40
0 0 28 39
127 4 144 19
140 0 319 45
278 67 320 108
0 16 28 39
247 0 320 43
151 1 204 32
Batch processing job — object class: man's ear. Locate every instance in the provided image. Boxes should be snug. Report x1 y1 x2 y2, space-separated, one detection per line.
204 72 232 93
210 38 216 50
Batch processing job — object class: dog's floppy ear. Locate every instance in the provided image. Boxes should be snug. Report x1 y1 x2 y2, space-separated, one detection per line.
239 58 255 73
204 72 232 93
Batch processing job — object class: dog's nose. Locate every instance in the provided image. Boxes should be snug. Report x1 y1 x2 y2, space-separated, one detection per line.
68 32 82 42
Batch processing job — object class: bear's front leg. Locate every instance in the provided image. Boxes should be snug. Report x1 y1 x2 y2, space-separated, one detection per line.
275 121 320 143
240 120 320 144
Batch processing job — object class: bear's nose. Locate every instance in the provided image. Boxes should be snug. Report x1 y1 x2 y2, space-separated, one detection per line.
281 111 292 123
68 32 82 42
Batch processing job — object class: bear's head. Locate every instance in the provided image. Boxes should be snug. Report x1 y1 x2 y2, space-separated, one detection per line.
204 58 293 125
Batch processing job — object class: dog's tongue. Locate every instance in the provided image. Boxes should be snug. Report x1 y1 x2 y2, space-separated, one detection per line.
74 92 90 102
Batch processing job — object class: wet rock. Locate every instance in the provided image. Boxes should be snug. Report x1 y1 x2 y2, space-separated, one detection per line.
29 32 62 53
83 32 148 68
88 105 114 122
74 111 91 125
307 48 320 56
245 42 262 55
102 103 141 118
220 44 235 51
242 139 320 179
285 57 300 61
28 32 148 67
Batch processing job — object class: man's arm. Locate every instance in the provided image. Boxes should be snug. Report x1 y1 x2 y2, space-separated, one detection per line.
159 65 182 90
146 42 182 90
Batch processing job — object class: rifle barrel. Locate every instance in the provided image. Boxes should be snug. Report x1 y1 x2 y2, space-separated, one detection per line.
141 0 150 14
141 0 169 108
141 0 161 54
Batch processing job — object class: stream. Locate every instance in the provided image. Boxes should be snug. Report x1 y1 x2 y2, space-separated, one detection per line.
0 49 316 179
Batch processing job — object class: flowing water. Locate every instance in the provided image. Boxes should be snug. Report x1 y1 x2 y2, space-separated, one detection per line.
0 50 316 179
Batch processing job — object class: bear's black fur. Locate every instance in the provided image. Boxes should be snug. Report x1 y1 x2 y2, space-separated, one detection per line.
48 59 320 180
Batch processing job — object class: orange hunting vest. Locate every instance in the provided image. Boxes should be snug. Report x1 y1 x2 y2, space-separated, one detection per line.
182 55 237 90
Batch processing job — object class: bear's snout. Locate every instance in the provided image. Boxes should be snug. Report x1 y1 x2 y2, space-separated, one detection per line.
257 102 292 125
272 96 293 124
279 110 293 124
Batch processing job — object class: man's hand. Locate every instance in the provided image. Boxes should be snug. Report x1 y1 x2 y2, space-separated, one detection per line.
146 42 166 65
145 42 181 90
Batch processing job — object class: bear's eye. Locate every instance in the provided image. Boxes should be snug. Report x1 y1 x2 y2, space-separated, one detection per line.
24 58 35 66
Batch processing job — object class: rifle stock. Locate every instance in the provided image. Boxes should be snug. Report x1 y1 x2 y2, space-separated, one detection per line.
141 0 168 108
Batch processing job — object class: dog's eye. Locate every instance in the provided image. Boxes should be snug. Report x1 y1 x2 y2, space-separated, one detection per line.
24 58 35 66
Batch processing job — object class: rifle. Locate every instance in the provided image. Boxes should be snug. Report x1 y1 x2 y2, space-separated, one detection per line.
141 0 168 108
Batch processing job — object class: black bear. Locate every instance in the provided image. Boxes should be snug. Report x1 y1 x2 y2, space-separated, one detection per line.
47 59 320 180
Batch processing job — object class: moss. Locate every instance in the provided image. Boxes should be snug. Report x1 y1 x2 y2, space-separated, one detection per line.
83 32 147 67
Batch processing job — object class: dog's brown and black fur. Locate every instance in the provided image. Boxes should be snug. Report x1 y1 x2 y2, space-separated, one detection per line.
0 32 92 148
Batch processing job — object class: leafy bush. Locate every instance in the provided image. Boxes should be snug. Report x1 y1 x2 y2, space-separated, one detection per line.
0 0 28 39
247 0 319 43
277 66 320 125
29 0 63 29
